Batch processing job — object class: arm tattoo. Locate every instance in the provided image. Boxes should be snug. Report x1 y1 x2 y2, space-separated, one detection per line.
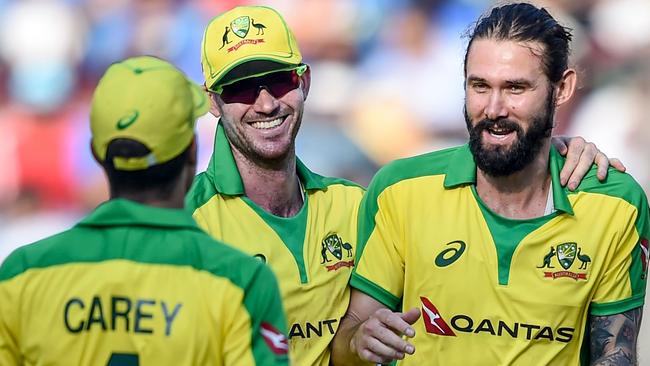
589 307 642 366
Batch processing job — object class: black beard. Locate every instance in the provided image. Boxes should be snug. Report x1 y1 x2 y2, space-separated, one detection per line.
465 99 554 177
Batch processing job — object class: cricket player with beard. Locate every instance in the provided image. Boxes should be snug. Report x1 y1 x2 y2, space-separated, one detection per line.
332 3 648 365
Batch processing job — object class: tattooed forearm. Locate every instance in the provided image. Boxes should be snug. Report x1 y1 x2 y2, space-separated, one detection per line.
591 348 634 366
589 307 642 366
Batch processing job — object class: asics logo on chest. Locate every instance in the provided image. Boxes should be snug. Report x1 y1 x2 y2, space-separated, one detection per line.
434 240 467 267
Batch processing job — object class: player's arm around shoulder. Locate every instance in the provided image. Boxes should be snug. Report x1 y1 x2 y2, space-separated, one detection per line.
330 289 420 366
589 307 643 365
224 258 289 366
587 173 649 365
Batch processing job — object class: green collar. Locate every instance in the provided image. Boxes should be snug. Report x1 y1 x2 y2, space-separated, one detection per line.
443 144 574 215
205 122 328 196
78 199 201 230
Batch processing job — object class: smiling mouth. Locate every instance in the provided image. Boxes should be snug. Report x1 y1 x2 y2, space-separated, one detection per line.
250 116 285 130
485 125 517 139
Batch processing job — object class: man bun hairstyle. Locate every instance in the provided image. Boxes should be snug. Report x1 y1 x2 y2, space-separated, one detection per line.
464 2 573 84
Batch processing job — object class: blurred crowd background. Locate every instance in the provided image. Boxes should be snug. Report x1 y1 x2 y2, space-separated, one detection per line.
1 0 649 357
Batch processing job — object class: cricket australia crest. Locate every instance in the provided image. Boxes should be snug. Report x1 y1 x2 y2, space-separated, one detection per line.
320 233 354 271
537 242 591 281
231 16 250 38
556 242 577 270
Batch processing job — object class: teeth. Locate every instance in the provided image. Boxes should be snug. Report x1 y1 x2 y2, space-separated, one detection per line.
489 131 508 139
489 127 511 135
251 117 283 129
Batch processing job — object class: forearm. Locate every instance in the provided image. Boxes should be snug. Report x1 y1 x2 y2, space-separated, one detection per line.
589 307 642 366
330 313 370 366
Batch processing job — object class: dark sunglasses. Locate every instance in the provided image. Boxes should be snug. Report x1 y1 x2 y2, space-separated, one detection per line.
216 69 302 104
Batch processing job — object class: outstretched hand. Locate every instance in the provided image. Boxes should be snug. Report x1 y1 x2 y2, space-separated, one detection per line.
350 307 421 364
552 136 626 191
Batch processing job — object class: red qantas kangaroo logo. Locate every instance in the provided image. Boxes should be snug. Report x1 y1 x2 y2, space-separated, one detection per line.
260 322 288 355
420 296 456 336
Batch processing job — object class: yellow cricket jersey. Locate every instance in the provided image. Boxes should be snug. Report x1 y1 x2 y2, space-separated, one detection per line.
352 145 649 365
0 199 289 366
186 124 365 366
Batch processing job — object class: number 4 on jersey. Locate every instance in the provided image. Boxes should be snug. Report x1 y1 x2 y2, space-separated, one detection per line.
106 353 139 366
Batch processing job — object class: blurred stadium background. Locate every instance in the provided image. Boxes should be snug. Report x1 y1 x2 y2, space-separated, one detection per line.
0 0 648 361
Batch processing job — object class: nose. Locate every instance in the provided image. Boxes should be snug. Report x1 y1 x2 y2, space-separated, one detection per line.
484 91 508 120
252 87 280 114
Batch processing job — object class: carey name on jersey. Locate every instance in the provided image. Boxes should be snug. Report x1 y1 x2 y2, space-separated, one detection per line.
64 295 182 336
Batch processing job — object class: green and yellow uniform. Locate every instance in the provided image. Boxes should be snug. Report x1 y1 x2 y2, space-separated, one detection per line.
353 145 649 365
0 199 288 366
186 124 365 366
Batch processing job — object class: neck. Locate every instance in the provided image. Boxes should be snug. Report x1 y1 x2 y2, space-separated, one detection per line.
109 165 194 210
231 144 303 218
476 142 552 219
111 190 186 209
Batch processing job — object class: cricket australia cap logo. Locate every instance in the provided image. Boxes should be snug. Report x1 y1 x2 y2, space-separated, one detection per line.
231 16 250 38
220 15 267 52
537 242 591 280
320 233 354 271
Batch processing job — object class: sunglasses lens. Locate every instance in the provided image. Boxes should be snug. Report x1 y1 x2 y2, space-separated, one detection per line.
219 70 300 104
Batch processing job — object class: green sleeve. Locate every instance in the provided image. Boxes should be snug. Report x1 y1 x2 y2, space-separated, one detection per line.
243 263 289 365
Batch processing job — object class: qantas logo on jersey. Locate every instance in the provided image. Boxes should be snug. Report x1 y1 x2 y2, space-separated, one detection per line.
419 298 574 343
420 297 455 336
537 242 591 280
289 318 339 339
640 238 649 279
320 233 354 271
261 322 288 355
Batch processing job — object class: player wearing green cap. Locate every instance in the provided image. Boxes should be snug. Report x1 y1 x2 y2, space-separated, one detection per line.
0 56 288 366
187 5 622 366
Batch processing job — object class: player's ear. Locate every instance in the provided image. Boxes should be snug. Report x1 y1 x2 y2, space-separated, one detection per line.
554 68 577 108
205 85 222 118
300 65 311 101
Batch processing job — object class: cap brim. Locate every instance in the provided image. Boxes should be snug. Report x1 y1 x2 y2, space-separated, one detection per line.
189 79 210 119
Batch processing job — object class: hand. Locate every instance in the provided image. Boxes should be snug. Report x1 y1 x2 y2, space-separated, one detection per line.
552 136 626 191
350 307 421 364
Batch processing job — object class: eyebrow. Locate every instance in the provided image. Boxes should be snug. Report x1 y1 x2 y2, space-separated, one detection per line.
467 76 487 84
466 76 534 87
504 78 533 87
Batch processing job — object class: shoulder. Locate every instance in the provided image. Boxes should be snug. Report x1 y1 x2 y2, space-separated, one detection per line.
193 236 273 291
0 229 77 282
367 146 461 197
185 171 219 213
573 167 648 211
313 173 366 198
318 175 365 192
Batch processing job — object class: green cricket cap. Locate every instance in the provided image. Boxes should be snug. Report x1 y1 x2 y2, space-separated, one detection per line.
90 56 209 170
